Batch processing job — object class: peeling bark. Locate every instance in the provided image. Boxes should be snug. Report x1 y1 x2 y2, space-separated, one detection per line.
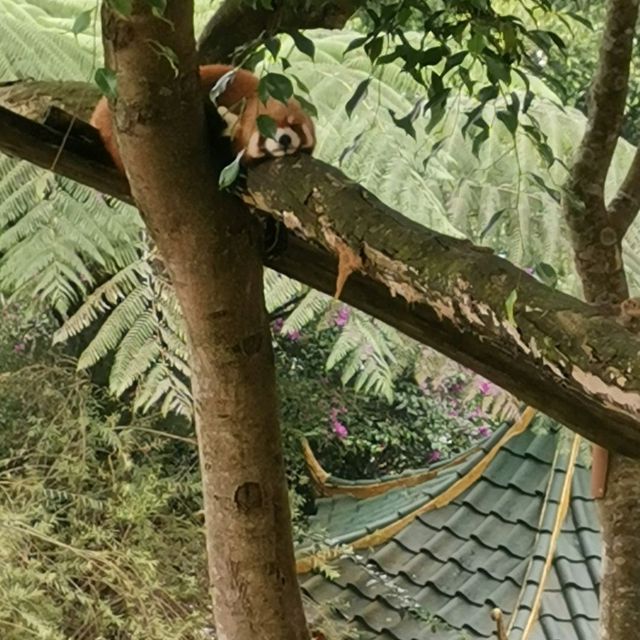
98 2 308 639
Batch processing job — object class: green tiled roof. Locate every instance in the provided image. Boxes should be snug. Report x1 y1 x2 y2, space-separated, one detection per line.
300 417 600 640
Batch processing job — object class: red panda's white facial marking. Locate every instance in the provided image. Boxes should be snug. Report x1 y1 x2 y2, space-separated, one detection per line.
244 119 315 162
226 92 315 164
263 127 302 157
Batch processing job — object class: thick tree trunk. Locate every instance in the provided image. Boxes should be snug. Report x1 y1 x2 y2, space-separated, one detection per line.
599 455 640 639
100 2 309 639
563 0 640 635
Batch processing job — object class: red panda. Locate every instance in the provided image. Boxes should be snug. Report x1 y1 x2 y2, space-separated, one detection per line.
90 64 316 172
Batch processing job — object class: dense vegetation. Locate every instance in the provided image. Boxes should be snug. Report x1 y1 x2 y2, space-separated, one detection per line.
1 0 638 637
0 302 500 638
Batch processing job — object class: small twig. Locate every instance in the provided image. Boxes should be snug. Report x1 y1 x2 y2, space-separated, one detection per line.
491 608 509 640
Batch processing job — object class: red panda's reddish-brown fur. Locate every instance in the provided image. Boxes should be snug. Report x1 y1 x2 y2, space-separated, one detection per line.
90 64 316 172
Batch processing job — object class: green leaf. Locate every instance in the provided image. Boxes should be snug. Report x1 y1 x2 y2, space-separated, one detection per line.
291 74 310 95
443 50 467 75
471 127 489 156
566 11 593 29
485 56 511 84
294 94 318 118
534 262 558 288
345 78 371 118
480 209 506 240
257 115 277 140
265 37 281 59
425 89 450 133
108 0 133 16
364 36 384 63
219 152 244 190
147 0 167 18
528 173 561 203
468 32 485 54
95 68 117 100
72 9 93 36
291 30 315 60
259 73 294 104
419 46 448 66
496 109 518 136
505 289 518 325
344 36 368 54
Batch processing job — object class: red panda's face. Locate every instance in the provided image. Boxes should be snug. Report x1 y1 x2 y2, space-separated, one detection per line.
220 97 316 165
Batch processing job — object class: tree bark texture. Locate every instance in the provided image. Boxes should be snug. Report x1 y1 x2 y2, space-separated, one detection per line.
2 99 640 456
564 0 638 305
599 455 640 640
99 3 308 639
562 1 640 637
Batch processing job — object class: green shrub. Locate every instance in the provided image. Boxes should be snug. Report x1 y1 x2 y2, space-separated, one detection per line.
0 362 208 640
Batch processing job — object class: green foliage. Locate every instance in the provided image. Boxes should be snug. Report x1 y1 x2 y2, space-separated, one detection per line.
0 164 143 315
276 324 502 484
53 254 192 416
0 361 209 640
0 0 98 82
511 0 640 144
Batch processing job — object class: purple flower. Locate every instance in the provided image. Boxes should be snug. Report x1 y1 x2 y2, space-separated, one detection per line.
334 306 350 328
474 425 492 439
286 329 301 342
13 342 25 354
332 421 349 439
525 266 535 276
427 450 441 463
272 318 284 333
477 379 495 396
329 406 349 439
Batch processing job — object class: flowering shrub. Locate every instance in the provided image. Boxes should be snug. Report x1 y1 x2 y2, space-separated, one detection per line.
275 321 505 491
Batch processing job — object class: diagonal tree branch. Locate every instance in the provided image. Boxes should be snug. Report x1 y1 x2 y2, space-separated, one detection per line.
567 0 638 197
608 145 640 237
1 101 640 455
197 0 362 64
563 0 639 306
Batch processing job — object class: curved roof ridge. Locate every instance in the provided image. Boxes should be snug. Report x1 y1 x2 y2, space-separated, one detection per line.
302 408 530 499
302 435 487 499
